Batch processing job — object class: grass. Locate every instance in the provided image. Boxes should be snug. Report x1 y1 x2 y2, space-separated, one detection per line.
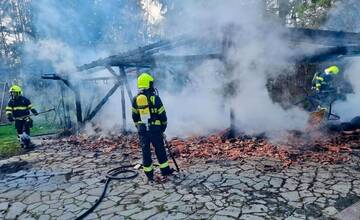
0 121 60 158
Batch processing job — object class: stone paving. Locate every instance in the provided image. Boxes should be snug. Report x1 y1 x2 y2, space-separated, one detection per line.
0 137 360 220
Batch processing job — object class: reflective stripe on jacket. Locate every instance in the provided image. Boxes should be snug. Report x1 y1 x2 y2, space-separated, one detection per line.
6 96 34 118
312 72 334 91
132 91 167 132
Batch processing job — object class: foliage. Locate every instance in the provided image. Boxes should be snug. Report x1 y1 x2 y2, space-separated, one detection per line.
0 0 33 69
0 125 19 158
292 0 339 28
264 0 344 28
0 122 59 158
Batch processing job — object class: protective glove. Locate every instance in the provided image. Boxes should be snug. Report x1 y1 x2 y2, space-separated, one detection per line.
31 109 39 116
312 86 320 92
7 115 14 122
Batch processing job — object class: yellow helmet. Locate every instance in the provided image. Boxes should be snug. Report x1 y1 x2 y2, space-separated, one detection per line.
137 73 154 89
9 85 22 95
325 66 340 75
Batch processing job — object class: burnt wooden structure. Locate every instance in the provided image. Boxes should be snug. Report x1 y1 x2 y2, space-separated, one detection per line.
42 27 360 133
42 38 221 132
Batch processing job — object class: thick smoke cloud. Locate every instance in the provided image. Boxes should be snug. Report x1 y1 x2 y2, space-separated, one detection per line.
324 0 360 33
23 0 311 137
161 0 308 136
25 40 77 74
332 59 360 121
162 60 228 137
324 0 360 122
21 0 152 131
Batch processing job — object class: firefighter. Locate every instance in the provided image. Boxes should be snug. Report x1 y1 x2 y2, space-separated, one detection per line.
5 85 38 148
312 65 341 109
131 73 173 180
312 65 340 92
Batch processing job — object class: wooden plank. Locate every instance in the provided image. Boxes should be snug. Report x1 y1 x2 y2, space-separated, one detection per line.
83 81 121 122
287 28 360 46
119 66 133 101
77 40 175 71
293 45 360 63
41 74 83 123
120 83 126 132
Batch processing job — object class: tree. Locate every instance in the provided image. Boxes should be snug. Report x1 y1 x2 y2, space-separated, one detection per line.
0 0 33 69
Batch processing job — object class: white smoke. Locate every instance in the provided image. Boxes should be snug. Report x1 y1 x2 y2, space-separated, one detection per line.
324 0 360 122
324 0 360 33
333 59 360 121
162 60 228 137
22 0 313 137
160 0 308 136
25 40 77 74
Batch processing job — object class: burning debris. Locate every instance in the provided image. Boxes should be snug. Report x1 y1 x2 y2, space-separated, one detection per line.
50 134 140 153
169 129 356 167
47 125 359 168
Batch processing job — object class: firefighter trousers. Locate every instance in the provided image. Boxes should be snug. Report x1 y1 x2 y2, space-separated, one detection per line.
15 119 31 135
138 131 172 179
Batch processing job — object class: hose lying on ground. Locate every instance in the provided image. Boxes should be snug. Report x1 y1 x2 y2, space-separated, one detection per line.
75 164 138 220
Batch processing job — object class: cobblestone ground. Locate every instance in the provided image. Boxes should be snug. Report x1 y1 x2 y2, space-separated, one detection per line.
0 138 360 220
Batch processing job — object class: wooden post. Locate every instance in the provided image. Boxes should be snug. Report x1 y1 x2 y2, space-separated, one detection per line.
60 85 72 129
108 66 134 101
58 78 83 125
119 66 133 101
107 66 132 133
119 66 131 134
60 85 66 129
120 82 126 133
222 25 236 138
84 81 121 122
42 75 83 125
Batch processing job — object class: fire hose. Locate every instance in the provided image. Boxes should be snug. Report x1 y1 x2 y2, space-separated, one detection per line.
14 108 56 120
0 108 56 127
75 164 139 220
76 135 180 219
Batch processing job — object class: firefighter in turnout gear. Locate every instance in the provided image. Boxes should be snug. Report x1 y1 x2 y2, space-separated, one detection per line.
132 73 173 180
6 85 38 148
311 65 341 109
312 66 340 92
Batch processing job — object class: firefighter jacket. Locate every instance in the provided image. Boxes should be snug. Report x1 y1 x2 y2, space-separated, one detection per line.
6 96 36 119
312 71 335 92
132 91 167 132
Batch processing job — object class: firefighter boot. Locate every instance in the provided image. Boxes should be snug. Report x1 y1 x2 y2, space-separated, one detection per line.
144 170 154 181
161 166 174 176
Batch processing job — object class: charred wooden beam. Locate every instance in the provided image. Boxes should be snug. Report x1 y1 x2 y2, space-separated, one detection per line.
154 54 223 63
77 39 184 71
41 74 83 124
82 76 117 81
119 66 133 101
105 66 134 132
106 66 120 77
222 27 237 138
294 45 360 63
120 80 126 132
78 53 222 72
286 28 360 46
83 81 122 122
106 66 133 101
